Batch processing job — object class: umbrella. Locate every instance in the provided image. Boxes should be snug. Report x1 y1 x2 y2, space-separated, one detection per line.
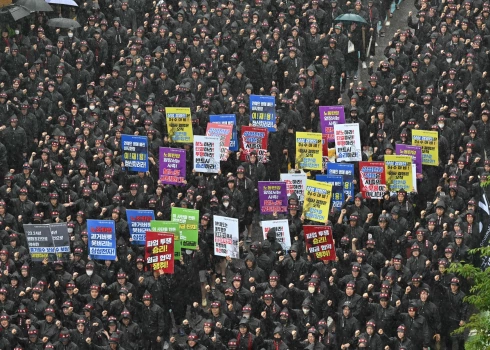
0 4 31 21
46 0 78 6
334 13 367 25
47 17 80 28
17 0 53 12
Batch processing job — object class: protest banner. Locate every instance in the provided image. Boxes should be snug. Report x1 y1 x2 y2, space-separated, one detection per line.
126 209 155 245
412 130 439 166
193 135 220 173
396 144 422 174
87 220 116 260
166 107 193 143
145 232 174 274
327 163 354 198
316 175 344 209
150 221 181 260
304 180 333 223
359 161 386 199
334 123 362 162
25 223 70 261
210 115 238 151
258 181 288 215
303 225 336 261
384 155 413 192
240 125 269 162
249 95 276 131
296 132 323 170
171 207 199 250
213 216 239 258
206 123 233 161
319 106 345 142
280 173 307 207
261 220 291 251
121 135 149 172
159 147 186 186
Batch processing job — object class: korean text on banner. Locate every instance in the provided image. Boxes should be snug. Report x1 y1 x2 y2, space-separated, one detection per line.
193 135 220 173
384 155 413 192
206 123 233 161
396 144 422 174
240 125 269 162
258 181 288 215
304 225 336 261
210 114 238 151
249 95 276 132
359 161 386 199
334 123 362 161
121 135 149 172
412 129 439 166
316 175 344 209
150 221 181 260
87 220 116 260
304 180 333 223
296 132 323 170
261 219 291 251
159 147 186 185
327 163 354 198
319 106 345 142
25 224 70 261
145 232 174 274
280 173 306 208
127 209 155 245
49 223 71 258
171 207 199 250
213 216 239 258
166 107 193 143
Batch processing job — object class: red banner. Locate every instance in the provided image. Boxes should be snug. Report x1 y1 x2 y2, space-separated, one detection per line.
145 231 175 274
303 226 336 261
239 126 269 163
359 161 386 199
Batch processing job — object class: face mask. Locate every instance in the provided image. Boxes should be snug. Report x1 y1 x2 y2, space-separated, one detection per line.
279 318 287 324
109 107 115 112
132 105 139 109
308 286 316 293
223 202 229 208
68 228 73 234
68 33 73 38
302 308 310 314
186 249 193 255
438 123 444 128
367 247 374 252
243 313 250 319
15 30 19 35
86 270 93 276
447 58 452 63
225 295 233 300
89 105 95 110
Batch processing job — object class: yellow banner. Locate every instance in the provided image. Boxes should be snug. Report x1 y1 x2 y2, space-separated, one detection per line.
384 155 413 192
304 180 333 223
296 132 323 170
412 130 438 166
166 107 193 143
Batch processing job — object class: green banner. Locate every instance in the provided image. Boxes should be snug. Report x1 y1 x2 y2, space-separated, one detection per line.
150 221 181 260
170 208 199 250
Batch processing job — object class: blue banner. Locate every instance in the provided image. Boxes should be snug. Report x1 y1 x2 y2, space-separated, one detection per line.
327 163 355 198
210 115 238 151
316 175 344 209
87 220 116 260
127 209 155 245
249 95 276 132
121 135 149 172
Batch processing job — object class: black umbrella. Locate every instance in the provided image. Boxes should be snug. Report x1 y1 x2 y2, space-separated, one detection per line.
47 17 80 28
17 0 53 12
0 4 31 21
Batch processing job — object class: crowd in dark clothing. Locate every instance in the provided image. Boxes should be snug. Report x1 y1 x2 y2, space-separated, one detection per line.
0 0 489 347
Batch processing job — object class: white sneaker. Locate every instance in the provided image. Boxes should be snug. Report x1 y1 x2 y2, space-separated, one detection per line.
362 62 367 69
385 21 390 26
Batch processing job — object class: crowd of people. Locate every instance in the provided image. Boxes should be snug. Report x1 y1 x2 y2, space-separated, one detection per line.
0 0 488 348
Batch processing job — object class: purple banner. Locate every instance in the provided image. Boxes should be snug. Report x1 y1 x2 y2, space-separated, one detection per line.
258 181 288 215
159 147 186 185
396 144 422 174
319 106 345 142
